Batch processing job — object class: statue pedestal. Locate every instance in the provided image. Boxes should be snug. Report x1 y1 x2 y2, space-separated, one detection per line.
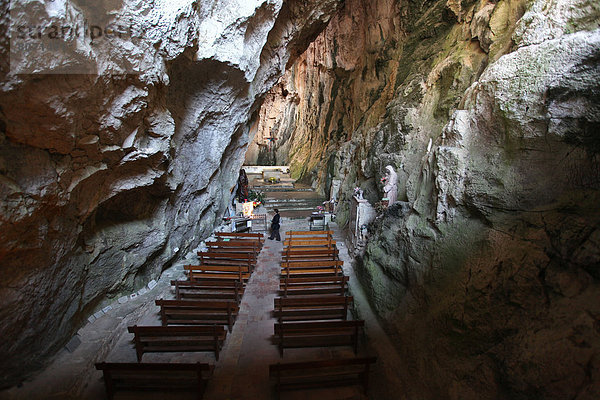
349 195 376 249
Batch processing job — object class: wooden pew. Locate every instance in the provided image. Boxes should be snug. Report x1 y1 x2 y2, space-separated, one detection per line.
280 260 344 278
279 276 349 297
215 232 264 245
286 230 333 239
184 264 250 282
171 280 244 303
273 296 353 322
269 357 377 399
155 299 239 332
205 240 261 254
197 251 256 266
281 248 339 262
95 362 212 400
273 320 364 356
196 251 255 273
283 239 336 249
128 325 227 361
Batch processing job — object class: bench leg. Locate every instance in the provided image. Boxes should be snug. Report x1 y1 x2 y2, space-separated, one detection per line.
362 362 372 394
102 370 116 400
213 325 220 361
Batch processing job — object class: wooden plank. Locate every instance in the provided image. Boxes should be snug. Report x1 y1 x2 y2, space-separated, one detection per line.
155 299 239 332
281 260 344 269
273 296 353 323
283 239 336 247
269 357 376 397
279 276 348 298
128 325 227 361
215 232 264 243
95 362 212 400
171 280 244 303
184 264 250 282
286 230 333 237
274 320 364 356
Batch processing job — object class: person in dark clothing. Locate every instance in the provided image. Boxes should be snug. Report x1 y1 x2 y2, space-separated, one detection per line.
268 208 281 241
236 169 249 202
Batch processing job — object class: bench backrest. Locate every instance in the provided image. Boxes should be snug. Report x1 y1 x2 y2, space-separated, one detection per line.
274 320 364 334
269 356 376 373
216 232 264 242
274 296 353 309
156 299 238 312
281 260 344 269
280 276 349 285
172 279 245 290
128 325 226 336
283 239 336 247
197 251 256 260
286 230 333 237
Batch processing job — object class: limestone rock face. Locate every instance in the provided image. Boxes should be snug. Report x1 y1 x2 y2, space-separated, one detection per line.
255 0 600 397
0 0 343 387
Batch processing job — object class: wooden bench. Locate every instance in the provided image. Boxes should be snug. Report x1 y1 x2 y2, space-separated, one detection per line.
155 299 239 332
283 239 336 248
95 362 212 400
280 260 344 278
184 264 251 282
128 325 227 361
273 296 353 322
281 248 339 262
273 320 364 356
171 280 244 303
286 230 333 238
196 251 255 272
279 276 349 297
215 232 264 245
269 357 377 399
205 240 261 254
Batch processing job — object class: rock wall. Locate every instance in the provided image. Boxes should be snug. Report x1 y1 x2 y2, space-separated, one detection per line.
257 0 600 398
0 0 343 387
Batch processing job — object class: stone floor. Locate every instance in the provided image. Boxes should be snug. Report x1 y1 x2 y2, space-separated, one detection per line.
0 219 404 400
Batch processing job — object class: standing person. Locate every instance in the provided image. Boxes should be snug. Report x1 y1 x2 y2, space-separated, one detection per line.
236 169 249 202
268 208 281 241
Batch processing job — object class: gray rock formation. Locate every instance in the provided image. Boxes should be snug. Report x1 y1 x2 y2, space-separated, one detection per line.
252 0 600 397
0 0 343 387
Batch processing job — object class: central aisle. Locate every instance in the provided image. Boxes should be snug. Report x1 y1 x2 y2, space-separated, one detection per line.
203 233 283 400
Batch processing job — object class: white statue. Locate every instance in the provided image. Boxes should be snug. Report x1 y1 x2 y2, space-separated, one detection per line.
382 165 398 204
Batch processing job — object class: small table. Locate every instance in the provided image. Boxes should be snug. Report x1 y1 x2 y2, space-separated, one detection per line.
309 213 327 231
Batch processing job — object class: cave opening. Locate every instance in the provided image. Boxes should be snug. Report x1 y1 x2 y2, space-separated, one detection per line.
1 0 600 399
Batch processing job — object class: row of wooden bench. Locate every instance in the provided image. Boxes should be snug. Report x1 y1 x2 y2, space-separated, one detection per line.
95 232 263 399
268 230 376 398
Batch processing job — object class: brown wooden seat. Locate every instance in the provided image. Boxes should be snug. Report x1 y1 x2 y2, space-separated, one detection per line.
184 264 251 282
281 248 339 262
269 357 377 399
197 251 256 266
205 240 261 254
273 320 364 356
286 230 333 238
279 276 349 297
128 325 227 361
215 232 264 245
280 260 344 278
171 280 244 303
283 239 336 248
95 362 212 400
273 295 353 322
155 299 239 332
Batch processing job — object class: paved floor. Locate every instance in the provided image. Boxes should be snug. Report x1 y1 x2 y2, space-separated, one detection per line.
1 219 404 400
